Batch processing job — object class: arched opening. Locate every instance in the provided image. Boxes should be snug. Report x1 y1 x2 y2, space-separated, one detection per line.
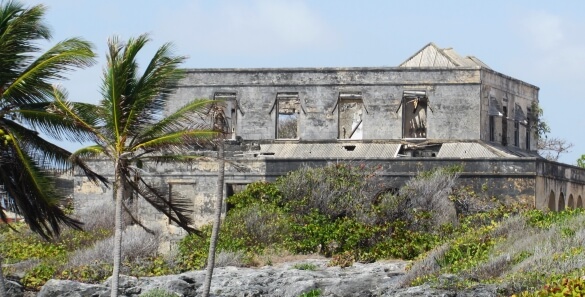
568 194 575 209
548 190 556 211
578 195 583 209
558 192 565 211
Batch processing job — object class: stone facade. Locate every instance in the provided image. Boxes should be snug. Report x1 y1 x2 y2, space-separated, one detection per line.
73 43 585 226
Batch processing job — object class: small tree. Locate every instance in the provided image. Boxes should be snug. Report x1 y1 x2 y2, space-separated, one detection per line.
0 1 101 294
577 155 585 168
50 34 216 297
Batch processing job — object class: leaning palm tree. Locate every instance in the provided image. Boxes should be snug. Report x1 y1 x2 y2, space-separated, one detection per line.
0 1 99 294
49 34 217 297
202 104 228 297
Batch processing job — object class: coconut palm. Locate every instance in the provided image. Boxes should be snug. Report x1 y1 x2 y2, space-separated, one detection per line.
0 1 99 294
202 104 228 297
49 34 217 297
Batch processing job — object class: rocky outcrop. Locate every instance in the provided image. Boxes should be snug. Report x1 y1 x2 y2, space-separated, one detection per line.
35 259 499 297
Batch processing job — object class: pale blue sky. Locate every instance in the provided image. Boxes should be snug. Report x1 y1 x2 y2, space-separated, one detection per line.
23 0 585 164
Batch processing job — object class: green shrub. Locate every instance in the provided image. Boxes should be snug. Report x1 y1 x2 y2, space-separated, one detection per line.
292 263 318 271
227 181 282 210
221 203 290 253
298 289 321 297
275 163 383 222
525 208 585 229
513 276 585 297
178 228 211 271
22 263 56 290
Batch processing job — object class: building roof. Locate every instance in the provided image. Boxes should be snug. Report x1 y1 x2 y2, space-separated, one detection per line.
399 42 491 69
253 141 537 160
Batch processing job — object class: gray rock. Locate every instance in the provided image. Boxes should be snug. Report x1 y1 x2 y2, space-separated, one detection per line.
5 279 24 297
37 279 109 297
34 259 492 297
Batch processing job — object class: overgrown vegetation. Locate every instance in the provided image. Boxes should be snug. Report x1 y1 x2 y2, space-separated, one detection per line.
4 163 585 296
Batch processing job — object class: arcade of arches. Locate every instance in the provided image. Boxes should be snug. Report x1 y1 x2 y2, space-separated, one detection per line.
548 190 584 211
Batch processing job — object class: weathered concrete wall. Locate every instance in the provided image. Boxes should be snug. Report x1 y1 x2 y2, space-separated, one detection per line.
480 69 539 150
535 160 585 211
167 67 483 141
73 157 267 227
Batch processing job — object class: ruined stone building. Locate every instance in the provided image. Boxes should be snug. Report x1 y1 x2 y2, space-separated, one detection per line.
74 43 585 226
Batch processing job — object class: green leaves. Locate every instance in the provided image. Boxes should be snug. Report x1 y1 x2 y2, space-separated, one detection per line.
0 1 97 239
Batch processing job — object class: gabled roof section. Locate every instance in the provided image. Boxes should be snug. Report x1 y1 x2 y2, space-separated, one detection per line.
399 42 491 69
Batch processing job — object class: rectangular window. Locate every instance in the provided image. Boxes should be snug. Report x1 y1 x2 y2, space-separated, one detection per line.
402 91 427 139
514 121 519 147
489 116 495 141
526 108 532 150
276 93 300 139
338 92 363 139
501 106 508 146
167 182 196 225
214 92 237 140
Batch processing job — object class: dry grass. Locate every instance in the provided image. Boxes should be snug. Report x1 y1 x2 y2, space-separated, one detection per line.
73 202 116 232
66 226 160 268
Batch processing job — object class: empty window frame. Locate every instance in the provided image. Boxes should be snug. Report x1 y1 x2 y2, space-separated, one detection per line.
338 92 363 139
501 106 508 146
488 97 502 142
514 121 520 147
402 91 427 139
276 93 300 139
489 116 495 142
167 182 196 225
526 108 532 150
513 103 526 148
214 92 237 140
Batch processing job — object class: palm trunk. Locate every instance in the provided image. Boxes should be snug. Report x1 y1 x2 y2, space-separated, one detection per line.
110 161 124 297
0 254 7 297
202 139 225 297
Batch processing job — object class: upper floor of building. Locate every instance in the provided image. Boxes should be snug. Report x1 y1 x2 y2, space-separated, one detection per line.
165 43 540 154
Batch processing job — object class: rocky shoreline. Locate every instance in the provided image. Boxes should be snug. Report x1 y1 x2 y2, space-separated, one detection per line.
5 259 500 297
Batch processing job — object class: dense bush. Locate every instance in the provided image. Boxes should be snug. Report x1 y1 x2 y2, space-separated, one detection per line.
402 207 585 296
180 163 466 269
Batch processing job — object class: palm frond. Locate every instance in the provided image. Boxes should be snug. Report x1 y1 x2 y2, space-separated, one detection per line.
121 168 199 235
3 37 96 105
0 133 82 238
3 119 72 171
123 42 186 136
0 2 50 89
136 98 217 142
41 86 106 142
133 130 217 152
68 145 110 186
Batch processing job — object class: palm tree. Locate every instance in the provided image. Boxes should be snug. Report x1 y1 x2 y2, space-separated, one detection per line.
202 104 228 297
49 34 217 297
0 1 99 294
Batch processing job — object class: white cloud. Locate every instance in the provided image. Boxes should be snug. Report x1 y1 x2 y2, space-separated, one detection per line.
159 0 336 56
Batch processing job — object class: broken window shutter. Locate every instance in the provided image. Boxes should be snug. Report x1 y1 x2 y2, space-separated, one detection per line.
489 97 503 116
338 92 368 113
514 103 527 124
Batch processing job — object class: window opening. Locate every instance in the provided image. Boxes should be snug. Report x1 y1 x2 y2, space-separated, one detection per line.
168 182 196 225
402 91 427 138
214 92 237 140
501 106 508 146
489 116 495 142
514 121 519 147
276 93 300 139
338 92 363 139
526 108 532 150
226 183 249 213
